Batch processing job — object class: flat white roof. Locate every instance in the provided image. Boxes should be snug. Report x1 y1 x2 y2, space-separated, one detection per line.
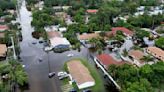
50 37 70 47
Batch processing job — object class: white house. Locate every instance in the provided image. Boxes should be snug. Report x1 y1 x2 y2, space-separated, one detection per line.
67 60 95 89
50 37 70 49
59 27 67 32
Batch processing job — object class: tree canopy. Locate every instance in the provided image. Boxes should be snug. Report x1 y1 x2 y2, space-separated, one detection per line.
108 61 164 92
155 37 164 50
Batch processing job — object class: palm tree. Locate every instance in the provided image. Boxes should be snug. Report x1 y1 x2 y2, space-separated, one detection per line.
89 38 104 54
0 60 28 91
8 60 28 87
140 55 154 64
122 49 128 57
88 38 97 48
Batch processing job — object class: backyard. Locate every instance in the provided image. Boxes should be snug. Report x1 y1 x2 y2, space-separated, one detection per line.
63 58 105 92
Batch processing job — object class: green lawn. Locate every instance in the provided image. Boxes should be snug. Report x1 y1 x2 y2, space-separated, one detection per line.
64 58 105 92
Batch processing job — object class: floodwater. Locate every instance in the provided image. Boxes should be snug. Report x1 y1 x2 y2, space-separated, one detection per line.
18 0 61 92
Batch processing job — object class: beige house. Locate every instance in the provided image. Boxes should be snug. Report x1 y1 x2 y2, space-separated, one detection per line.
0 33 5 38
78 33 100 42
129 50 145 66
147 47 164 61
67 60 95 89
0 44 7 58
47 31 62 39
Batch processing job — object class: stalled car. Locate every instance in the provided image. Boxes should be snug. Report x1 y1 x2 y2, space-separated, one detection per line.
48 72 56 78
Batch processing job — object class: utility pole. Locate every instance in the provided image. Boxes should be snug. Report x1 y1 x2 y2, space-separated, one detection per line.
47 51 51 73
11 36 17 60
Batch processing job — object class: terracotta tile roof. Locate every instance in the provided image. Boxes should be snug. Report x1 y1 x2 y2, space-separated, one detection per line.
147 47 164 61
0 25 8 31
111 27 134 36
86 9 98 13
47 31 61 38
78 33 100 40
67 60 95 86
96 54 124 68
0 33 5 38
0 44 7 57
129 50 145 62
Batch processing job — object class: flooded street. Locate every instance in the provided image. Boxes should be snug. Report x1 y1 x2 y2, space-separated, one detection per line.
17 1 91 92
17 1 117 92
18 1 61 92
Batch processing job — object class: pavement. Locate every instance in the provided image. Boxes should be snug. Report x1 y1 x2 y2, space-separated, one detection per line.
18 1 62 92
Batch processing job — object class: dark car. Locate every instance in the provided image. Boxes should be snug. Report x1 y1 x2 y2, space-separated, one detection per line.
69 89 77 92
82 89 91 92
48 72 56 78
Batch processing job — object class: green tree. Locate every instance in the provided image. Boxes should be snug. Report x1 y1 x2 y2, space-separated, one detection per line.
122 49 128 57
139 64 153 78
135 30 150 40
155 37 164 49
73 14 84 23
125 78 154 92
140 55 154 64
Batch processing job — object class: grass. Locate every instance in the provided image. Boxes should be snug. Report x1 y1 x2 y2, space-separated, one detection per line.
61 78 70 85
64 58 105 92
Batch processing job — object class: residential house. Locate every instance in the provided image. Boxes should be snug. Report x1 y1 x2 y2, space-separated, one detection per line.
50 37 70 50
0 18 5 23
59 27 67 32
0 44 7 60
53 6 63 12
44 25 58 32
62 6 72 11
111 27 134 37
128 50 145 67
96 54 125 69
147 47 164 61
0 25 8 32
47 31 62 39
0 33 5 38
7 9 15 15
78 33 100 43
86 9 98 14
55 12 67 21
67 60 95 89
143 37 155 46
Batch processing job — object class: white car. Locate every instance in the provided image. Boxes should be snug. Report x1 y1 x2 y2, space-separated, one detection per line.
22 65 26 68
57 71 67 77
44 46 53 51
67 54 74 57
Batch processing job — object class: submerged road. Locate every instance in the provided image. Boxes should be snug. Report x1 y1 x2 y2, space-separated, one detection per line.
18 2 90 92
18 1 61 92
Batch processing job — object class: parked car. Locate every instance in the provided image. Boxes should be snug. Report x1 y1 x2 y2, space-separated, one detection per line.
58 74 69 80
32 41 37 44
48 72 56 78
82 89 91 92
57 71 69 80
38 58 42 62
44 46 53 51
57 71 67 77
69 89 77 92
67 54 74 57
39 40 44 44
